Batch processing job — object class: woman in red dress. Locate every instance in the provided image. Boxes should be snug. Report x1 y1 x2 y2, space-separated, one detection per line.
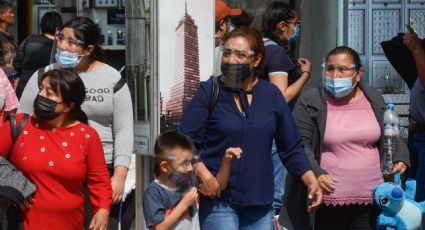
0 69 112 230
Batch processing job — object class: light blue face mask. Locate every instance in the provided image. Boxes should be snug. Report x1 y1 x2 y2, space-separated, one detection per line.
324 72 358 98
228 23 236 33
288 25 300 45
55 49 84 68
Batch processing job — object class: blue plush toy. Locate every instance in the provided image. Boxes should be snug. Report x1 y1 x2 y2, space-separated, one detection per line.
374 179 425 230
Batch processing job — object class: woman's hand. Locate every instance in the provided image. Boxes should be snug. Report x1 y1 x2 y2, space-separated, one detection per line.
89 208 109 230
307 180 322 212
392 161 408 174
298 58 312 73
19 195 34 210
317 174 335 195
111 166 128 205
301 170 323 212
194 162 220 198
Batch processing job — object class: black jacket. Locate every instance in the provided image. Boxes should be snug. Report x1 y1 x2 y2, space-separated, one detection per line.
12 34 55 99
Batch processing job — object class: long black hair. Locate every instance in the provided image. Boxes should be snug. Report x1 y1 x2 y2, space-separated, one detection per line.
62 17 104 63
41 69 88 124
262 1 298 64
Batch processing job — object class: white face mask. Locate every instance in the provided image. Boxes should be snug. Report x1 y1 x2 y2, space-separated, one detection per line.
54 49 84 68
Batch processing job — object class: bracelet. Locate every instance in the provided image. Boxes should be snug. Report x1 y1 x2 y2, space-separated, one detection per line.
302 71 310 77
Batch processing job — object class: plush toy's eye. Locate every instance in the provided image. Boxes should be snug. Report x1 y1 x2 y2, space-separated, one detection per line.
380 197 389 206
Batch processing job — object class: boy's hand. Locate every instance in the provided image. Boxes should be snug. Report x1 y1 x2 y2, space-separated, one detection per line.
223 147 242 162
181 187 198 208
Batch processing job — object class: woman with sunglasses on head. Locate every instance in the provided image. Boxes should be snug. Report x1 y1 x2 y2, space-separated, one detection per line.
0 69 111 230
178 26 322 230
279 46 410 229
18 17 133 229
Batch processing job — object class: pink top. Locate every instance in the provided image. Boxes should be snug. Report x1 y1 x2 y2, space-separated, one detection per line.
0 68 19 111
321 92 383 206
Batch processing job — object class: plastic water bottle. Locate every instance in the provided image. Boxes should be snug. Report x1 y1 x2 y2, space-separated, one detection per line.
382 103 399 180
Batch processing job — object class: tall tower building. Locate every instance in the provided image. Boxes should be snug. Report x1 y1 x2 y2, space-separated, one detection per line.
166 1 200 129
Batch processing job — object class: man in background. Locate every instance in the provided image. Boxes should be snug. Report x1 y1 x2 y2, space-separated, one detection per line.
213 0 241 76
13 11 63 99
403 24 425 202
0 1 16 87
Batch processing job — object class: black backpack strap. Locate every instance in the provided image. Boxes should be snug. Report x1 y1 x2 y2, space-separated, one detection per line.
113 77 127 94
208 76 220 116
9 115 17 143
10 114 30 146
15 114 30 143
37 68 45 87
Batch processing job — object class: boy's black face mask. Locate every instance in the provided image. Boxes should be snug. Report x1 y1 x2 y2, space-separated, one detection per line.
168 171 198 192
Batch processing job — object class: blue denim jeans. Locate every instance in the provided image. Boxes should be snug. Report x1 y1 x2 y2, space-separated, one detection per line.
412 132 425 201
199 197 274 230
272 141 288 215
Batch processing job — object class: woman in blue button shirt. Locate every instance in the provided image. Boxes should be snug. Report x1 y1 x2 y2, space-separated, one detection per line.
178 26 322 230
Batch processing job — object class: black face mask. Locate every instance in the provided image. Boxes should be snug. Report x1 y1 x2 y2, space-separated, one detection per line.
220 63 251 88
168 171 198 192
33 95 60 121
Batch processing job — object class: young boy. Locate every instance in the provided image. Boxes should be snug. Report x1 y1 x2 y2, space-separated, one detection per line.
143 131 241 230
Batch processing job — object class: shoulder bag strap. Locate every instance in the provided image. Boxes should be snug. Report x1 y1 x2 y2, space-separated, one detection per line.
8 114 30 158
208 76 219 116
113 77 127 94
9 114 17 143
